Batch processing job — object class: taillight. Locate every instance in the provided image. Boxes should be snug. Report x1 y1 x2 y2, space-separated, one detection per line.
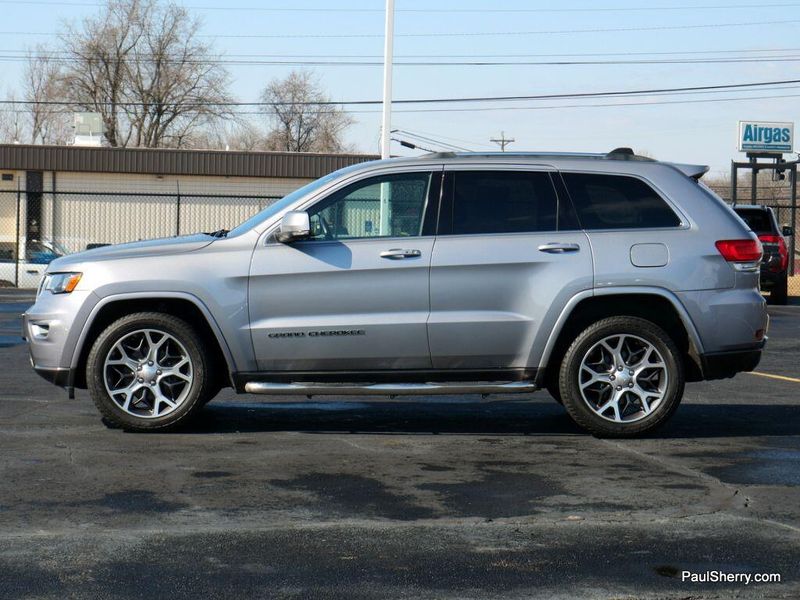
715 239 763 262
757 234 789 271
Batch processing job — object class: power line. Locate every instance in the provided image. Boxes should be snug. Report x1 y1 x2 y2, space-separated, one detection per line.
11 47 800 59
5 52 800 67
2 1 800 12
0 94 800 116
393 129 473 152
4 78 800 108
5 91 800 116
2 18 799 39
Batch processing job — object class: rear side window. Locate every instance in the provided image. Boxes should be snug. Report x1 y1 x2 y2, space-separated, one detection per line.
562 173 682 230
446 171 562 235
733 208 774 234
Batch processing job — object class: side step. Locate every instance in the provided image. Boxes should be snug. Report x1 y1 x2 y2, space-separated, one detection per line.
243 381 537 396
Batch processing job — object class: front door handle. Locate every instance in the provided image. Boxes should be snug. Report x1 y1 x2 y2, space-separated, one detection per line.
380 248 422 260
538 242 580 254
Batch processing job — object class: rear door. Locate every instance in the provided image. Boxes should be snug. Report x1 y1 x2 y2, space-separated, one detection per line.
428 166 593 372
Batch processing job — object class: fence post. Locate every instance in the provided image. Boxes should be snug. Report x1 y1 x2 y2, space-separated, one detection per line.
791 164 797 277
14 181 21 288
175 180 182 237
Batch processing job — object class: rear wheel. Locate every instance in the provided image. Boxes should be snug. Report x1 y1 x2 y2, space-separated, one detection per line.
558 316 684 438
87 312 213 431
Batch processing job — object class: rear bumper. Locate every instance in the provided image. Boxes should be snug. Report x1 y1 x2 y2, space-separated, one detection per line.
700 345 763 380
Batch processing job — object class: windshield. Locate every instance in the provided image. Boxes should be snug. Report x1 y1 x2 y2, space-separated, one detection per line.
228 169 347 237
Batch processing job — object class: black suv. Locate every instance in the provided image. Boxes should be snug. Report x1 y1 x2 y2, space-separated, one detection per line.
733 205 793 304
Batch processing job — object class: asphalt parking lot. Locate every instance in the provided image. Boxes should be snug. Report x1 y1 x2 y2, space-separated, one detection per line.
1 291 800 599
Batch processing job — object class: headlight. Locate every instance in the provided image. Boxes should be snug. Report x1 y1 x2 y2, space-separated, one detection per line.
42 272 82 294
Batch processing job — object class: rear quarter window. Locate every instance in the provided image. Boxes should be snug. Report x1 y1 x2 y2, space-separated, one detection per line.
562 173 682 230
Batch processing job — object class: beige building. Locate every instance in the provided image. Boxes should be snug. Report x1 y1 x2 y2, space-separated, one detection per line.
0 145 375 285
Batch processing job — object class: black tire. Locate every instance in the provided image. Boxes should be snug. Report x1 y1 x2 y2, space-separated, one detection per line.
86 312 213 432
558 316 685 438
769 275 789 305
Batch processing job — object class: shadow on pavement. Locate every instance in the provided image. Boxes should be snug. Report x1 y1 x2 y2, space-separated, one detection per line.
175 400 800 438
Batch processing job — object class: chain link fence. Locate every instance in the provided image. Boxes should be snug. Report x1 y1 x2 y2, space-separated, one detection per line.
0 187 280 288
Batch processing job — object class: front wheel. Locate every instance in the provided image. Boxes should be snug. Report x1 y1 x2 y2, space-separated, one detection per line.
558 316 684 438
86 312 212 431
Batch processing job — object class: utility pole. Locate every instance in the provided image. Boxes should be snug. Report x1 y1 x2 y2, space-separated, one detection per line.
490 132 515 152
380 0 395 159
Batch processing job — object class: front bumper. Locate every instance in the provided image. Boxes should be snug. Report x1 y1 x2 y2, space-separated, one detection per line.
33 365 72 387
22 290 96 390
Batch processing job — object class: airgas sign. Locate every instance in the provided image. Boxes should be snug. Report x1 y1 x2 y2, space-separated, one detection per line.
738 121 793 154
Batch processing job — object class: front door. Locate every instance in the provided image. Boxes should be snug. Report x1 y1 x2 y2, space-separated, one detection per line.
248 170 441 372
428 167 593 372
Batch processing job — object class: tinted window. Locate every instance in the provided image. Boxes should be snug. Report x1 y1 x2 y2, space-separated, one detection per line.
563 173 682 230
449 171 560 235
734 208 774 234
307 172 434 240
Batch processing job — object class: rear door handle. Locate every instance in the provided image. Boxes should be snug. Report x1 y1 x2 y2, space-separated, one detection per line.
380 248 422 260
538 242 580 254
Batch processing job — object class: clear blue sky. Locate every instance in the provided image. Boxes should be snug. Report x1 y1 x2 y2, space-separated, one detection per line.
2 0 800 175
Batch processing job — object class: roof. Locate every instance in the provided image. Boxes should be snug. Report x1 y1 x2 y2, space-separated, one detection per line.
0 144 379 179
364 148 710 180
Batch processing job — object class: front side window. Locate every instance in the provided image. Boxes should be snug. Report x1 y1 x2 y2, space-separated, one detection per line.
446 170 561 235
562 173 682 230
307 172 434 241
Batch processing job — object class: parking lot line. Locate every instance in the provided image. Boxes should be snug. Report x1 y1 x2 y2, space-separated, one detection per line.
747 371 800 384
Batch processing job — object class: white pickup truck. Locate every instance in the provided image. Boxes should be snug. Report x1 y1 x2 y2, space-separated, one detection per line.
0 238 65 288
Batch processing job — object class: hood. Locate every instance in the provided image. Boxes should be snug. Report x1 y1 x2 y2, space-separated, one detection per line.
47 233 215 271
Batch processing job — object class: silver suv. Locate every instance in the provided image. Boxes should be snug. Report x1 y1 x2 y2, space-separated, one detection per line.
22 149 768 437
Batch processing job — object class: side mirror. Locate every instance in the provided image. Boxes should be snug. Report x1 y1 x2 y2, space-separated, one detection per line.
782 225 794 237
276 211 311 243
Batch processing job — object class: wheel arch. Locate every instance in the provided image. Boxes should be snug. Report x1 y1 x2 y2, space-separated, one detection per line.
538 288 705 386
70 293 235 389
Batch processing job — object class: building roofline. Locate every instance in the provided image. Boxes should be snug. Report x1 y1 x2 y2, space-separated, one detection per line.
0 144 380 179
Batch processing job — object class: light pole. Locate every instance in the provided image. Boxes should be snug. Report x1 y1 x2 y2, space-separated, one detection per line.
380 0 395 159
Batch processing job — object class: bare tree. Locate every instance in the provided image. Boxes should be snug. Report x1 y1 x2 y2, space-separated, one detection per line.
0 92 26 144
261 70 353 153
125 2 233 148
24 47 71 145
58 0 233 148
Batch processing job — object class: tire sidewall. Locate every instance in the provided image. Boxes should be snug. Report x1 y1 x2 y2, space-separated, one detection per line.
559 317 684 437
87 313 207 431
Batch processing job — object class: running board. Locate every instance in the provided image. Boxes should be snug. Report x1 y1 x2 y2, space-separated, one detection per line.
243 381 537 396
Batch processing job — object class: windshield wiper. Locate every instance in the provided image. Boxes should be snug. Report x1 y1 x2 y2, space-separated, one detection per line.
205 228 230 238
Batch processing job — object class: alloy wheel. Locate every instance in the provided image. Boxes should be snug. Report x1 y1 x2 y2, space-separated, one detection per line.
103 329 193 419
578 334 668 423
